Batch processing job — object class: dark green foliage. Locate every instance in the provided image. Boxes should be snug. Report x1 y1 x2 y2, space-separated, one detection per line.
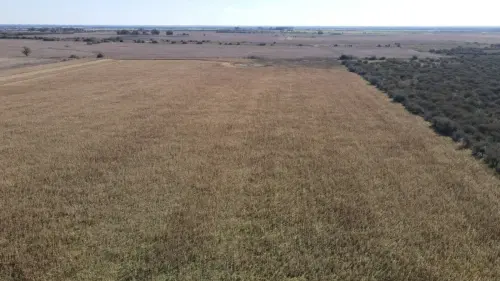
117 29 130 35
166 30 174 35
341 48 500 173
393 94 406 103
339 54 355 60
368 77 380 86
151 29 160 35
432 117 457 136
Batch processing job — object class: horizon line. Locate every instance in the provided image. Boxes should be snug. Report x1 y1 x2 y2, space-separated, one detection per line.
2 24 500 28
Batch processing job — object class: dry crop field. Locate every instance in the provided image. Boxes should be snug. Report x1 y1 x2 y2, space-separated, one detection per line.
1 59 500 281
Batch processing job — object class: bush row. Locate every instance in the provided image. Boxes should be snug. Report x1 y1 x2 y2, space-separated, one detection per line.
341 50 500 173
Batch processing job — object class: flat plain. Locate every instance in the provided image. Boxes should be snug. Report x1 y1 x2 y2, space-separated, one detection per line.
6 30 500 68
1 59 500 280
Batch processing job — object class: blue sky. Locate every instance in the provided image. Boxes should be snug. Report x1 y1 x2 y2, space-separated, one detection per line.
2 0 499 26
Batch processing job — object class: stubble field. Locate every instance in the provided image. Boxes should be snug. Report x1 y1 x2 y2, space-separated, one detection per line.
1 59 500 281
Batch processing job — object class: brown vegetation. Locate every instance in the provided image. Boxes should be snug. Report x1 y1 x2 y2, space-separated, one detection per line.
1 60 500 280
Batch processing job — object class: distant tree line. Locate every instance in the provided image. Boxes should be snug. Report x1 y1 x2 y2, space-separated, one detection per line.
341 48 500 173
26 27 86 34
116 29 176 36
0 33 123 44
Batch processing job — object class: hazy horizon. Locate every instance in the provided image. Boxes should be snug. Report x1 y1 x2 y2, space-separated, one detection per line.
3 0 499 26
2 24 500 28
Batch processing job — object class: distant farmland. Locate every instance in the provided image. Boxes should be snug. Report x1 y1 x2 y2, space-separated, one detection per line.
1 59 500 280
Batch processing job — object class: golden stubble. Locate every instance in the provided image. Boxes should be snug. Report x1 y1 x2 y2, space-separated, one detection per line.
1 60 499 281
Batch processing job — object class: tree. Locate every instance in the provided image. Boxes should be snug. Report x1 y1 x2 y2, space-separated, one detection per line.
318 30 324 35
339 54 353 60
151 29 160 35
117 30 130 35
166 30 174 36
22 46 32 57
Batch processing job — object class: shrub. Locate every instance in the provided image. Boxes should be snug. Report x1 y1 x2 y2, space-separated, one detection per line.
117 30 130 35
472 142 488 157
432 117 457 136
69 54 80 59
485 144 500 168
451 130 466 142
21 46 32 57
368 77 380 86
258 43 266 46
151 29 160 35
339 54 353 60
392 94 406 103
405 102 424 115
166 30 174 35
96 52 104 58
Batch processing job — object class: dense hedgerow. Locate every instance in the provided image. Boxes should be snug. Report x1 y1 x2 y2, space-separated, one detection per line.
342 47 500 172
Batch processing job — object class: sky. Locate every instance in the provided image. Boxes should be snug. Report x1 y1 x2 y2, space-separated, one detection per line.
2 0 499 26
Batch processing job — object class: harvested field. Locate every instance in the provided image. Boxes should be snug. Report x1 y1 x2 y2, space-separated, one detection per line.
1 60 500 281
5 30 500 64
0 37 440 62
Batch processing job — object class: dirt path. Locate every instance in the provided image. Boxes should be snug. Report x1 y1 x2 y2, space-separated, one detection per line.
0 59 114 85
